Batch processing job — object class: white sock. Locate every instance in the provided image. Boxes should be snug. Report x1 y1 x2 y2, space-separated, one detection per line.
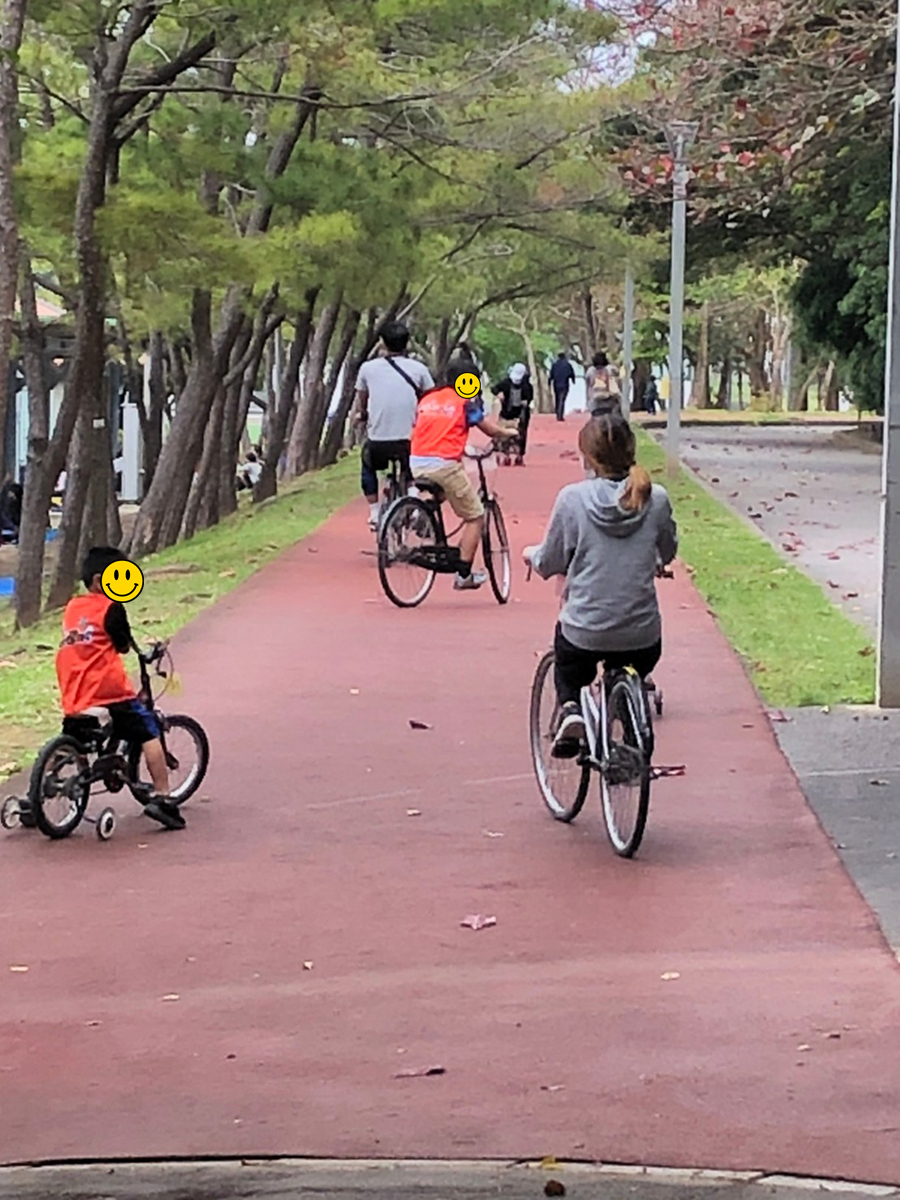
369 503 379 519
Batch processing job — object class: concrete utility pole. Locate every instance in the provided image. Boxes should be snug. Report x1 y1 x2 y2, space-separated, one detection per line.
664 121 698 475
877 8 900 706
622 264 635 418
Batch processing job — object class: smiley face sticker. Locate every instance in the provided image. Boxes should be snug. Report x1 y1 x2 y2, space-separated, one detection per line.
100 558 144 604
454 371 481 400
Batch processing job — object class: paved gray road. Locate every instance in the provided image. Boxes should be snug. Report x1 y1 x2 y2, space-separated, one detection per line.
675 426 881 631
2 1162 898 1200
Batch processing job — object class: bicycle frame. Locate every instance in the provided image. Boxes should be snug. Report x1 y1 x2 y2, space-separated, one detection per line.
581 666 650 769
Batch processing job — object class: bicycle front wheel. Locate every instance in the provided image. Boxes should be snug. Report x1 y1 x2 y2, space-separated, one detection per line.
29 735 90 839
530 650 590 822
378 496 439 608
600 675 651 857
483 500 511 604
129 714 210 806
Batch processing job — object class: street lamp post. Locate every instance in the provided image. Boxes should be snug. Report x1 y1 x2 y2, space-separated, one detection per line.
664 120 698 475
877 7 900 706
622 263 635 419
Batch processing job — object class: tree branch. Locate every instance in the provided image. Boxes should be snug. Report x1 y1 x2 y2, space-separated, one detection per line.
112 30 218 123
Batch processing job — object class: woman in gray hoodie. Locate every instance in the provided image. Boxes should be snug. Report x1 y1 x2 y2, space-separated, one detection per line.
524 413 677 753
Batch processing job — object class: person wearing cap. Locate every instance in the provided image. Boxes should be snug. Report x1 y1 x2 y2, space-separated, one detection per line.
492 362 534 465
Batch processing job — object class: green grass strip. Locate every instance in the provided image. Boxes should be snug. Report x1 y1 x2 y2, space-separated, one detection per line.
0 455 359 779
638 432 876 707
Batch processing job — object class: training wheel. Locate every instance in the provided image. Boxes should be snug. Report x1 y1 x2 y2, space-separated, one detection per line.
96 807 116 841
655 689 664 717
1 797 21 830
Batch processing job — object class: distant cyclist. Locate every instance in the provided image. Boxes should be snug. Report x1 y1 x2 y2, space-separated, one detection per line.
548 351 576 421
410 356 517 591
492 362 533 465
523 412 677 755
355 321 434 531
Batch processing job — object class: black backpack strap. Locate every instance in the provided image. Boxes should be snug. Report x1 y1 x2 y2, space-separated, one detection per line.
383 355 423 399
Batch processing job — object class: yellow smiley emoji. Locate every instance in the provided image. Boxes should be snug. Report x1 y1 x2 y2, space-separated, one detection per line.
100 558 144 604
454 372 481 399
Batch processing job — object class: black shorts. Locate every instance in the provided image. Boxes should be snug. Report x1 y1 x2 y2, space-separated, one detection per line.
63 699 161 747
363 439 411 473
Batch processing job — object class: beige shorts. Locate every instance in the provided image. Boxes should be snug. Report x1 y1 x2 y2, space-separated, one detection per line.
415 462 484 521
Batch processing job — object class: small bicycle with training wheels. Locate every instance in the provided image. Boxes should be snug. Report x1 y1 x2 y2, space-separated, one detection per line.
1 641 209 841
377 445 511 608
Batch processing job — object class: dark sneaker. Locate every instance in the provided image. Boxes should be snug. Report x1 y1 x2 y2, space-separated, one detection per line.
454 571 487 591
552 701 585 759
143 799 186 831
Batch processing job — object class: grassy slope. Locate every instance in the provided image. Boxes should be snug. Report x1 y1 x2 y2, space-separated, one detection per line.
0 456 358 779
638 433 875 707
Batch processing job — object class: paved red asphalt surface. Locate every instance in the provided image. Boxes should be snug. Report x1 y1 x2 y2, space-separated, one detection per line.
2 416 900 1181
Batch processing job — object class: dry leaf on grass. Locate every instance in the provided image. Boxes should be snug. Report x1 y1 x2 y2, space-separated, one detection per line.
461 914 496 931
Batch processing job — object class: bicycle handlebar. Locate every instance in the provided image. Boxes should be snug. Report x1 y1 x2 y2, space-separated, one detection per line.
137 640 169 666
463 445 497 462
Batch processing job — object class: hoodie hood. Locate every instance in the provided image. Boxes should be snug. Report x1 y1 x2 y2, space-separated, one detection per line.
509 362 528 384
579 475 651 538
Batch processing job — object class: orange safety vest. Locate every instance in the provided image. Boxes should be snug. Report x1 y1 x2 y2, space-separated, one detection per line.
56 593 135 717
411 386 472 461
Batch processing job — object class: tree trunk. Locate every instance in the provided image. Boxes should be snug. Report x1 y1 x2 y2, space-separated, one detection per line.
581 288 598 355
286 296 343 477
14 252 52 629
0 0 26 475
255 292 317 503
632 358 651 411
142 331 166 494
716 354 732 409
691 299 711 408
747 309 771 398
314 306 360 468
823 360 840 411
320 305 384 466
184 385 226 539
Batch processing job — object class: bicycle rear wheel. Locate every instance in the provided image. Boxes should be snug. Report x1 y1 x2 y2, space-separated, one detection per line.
600 674 651 857
530 650 590 822
28 735 90 839
378 496 439 608
483 499 511 604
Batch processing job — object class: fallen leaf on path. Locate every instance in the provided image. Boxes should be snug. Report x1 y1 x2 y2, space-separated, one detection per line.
827 553 841 560
821 706 831 714
137 843 148 849
827 581 841 589
9 965 28 973
307 547 319 554
303 961 314 970
85 1020 102 1027
843 591 859 599
870 779 889 787
797 1044 811 1052
406 809 422 817
393 1065 445 1078
545 1183 567 1198
749 513 763 520
409 719 432 730
661 972 681 981
767 710 792 723
483 829 504 838
652 764 687 779
461 914 496 931
823 1031 842 1040
539 1157 559 1170
161 994 180 1002
540 1084 566 1092
784 491 799 498
349 688 360 695
742 723 755 729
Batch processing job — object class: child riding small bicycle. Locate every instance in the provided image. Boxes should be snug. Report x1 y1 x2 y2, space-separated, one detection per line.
55 546 185 830
523 413 677 757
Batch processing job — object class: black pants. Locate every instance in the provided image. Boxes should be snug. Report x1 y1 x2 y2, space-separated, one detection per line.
499 404 531 456
361 439 410 498
553 388 568 420
554 625 661 706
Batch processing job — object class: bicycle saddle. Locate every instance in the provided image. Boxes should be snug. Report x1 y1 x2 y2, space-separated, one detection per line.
412 479 444 498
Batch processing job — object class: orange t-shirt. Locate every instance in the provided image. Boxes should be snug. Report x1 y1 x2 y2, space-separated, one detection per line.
56 593 135 717
411 387 472 462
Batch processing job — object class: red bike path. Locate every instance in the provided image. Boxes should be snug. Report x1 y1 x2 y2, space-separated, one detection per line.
1 416 899 1181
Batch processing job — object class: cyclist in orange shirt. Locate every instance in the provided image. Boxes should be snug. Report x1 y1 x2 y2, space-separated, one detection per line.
410 356 517 590
56 546 184 831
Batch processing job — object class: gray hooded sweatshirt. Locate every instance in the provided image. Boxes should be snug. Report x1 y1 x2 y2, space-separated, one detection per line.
531 476 677 652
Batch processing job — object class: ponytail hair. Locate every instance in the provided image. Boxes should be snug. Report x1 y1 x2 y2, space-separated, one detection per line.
578 412 652 512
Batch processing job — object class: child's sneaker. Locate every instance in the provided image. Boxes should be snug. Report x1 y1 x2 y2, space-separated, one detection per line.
454 571 487 591
143 797 186 831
